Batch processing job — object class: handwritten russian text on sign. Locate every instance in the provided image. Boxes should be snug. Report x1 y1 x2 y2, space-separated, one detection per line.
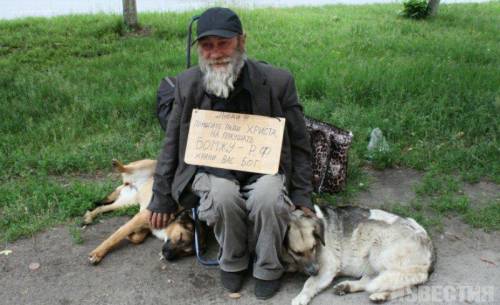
185 110 286 175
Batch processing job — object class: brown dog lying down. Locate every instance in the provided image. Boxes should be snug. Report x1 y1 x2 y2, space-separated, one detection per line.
84 159 202 264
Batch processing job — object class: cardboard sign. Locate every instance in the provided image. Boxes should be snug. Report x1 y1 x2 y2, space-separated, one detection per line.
185 109 286 175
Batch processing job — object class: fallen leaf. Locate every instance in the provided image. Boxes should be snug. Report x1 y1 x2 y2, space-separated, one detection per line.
29 262 40 271
480 257 497 266
228 293 241 299
0 249 12 256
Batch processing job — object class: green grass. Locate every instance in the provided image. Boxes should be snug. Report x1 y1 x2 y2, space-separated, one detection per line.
387 197 500 233
68 223 84 245
1 3 499 242
464 201 500 231
386 170 499 232
0 175 116 242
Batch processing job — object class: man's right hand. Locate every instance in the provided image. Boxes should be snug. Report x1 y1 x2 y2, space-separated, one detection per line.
146 209 174 229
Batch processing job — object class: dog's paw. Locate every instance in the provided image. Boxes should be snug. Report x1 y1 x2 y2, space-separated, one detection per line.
333 282 350 296
88 251 103 265
83 211 93 225
291 294 310 305
369 292 390 303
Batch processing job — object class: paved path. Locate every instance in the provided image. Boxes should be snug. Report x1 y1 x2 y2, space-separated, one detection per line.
1 168 498 305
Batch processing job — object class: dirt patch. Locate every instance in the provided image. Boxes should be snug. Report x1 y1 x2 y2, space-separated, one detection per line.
352 167 423 208
463 180 500 207
353 167 500 209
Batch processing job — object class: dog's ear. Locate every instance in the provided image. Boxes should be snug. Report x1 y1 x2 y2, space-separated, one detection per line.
179 210 192 225
313 219 325 246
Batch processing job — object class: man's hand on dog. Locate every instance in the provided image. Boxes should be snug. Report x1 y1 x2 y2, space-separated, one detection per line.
146 210 174 229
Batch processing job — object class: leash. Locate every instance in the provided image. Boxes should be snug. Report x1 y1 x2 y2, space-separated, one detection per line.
171 207 218 266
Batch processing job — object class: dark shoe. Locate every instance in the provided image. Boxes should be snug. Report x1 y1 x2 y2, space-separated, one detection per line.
254 278 281 300
220 270 245 292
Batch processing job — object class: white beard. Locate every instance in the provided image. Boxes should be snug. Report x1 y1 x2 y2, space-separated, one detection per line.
199 49 246 99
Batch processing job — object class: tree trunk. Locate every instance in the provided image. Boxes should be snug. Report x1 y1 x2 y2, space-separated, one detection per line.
428 0 441 16
123 0 139 30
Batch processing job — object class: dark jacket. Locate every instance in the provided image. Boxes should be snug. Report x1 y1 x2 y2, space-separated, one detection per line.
148 59 313 213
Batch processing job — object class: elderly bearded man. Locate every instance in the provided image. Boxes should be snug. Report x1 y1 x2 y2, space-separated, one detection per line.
146 7 314 299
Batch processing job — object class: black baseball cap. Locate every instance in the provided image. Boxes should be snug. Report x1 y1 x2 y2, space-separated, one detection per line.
195 7 243 43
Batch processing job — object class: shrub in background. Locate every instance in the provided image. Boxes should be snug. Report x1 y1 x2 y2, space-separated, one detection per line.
401 0 431 19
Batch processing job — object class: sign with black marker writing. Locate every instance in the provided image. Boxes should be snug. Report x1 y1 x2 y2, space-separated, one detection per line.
185 109 286 175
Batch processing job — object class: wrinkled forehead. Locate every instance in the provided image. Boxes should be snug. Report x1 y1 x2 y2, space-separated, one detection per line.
199 35 236 43
288 220 316 251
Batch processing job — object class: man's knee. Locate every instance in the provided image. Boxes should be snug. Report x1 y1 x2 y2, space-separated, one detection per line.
194 173 243 225
247 175 291 216
211 178 242 213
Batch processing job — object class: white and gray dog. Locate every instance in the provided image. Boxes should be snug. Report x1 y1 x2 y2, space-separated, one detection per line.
283 205 436 304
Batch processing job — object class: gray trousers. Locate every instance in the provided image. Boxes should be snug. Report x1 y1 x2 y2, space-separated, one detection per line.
192 172 293 280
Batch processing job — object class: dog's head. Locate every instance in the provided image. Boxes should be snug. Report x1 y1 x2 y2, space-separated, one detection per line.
284 209 325 276
161 210 196 261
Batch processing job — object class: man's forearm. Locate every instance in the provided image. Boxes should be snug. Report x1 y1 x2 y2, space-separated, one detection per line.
148 86 183 212
282 76 314 209
147 192 178 214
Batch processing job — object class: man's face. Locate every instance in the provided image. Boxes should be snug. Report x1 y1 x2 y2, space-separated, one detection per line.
198 35 245 70
197 34 247 98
